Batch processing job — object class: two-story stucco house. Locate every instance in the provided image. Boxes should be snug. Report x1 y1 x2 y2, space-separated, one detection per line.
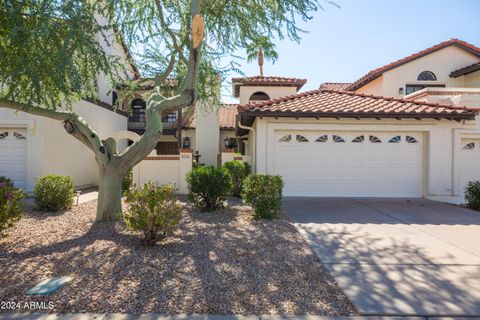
236 39 480 203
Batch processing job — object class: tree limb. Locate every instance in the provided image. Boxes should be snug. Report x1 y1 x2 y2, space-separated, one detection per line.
0 98 109 164
0 98 74 121
154 0 188 64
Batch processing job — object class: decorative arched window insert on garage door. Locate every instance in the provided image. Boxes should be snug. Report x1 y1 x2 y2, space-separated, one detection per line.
332 135 345 143
296 135 308 142
406 136 418 143
315 135 328 142
279 134 292 142
352 135 365 143
463 142 475 150
388 136 401 143
14 132 26 140
0 132 8 139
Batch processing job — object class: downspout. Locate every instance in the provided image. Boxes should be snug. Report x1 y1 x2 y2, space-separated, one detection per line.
237 121 256 173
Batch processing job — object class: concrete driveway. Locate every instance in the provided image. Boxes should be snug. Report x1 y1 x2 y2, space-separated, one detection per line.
283 197 480 317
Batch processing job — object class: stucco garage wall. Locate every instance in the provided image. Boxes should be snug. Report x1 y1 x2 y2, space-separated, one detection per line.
0 100 127 191
0 108 42 191
252 116 480 202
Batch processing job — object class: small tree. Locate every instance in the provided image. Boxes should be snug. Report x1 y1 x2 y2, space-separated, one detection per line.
125 182 182 246
0 0 331 221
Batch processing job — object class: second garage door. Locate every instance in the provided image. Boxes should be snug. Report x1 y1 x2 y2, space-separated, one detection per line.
273 131 424 197
0 129 28 190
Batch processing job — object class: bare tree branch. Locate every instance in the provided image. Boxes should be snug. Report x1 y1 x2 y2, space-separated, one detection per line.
0 98 109 164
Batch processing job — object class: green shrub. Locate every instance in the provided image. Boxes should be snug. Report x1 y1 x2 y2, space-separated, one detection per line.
242 174 284 219
0 176 14 187
186 166 231 211
122 170 133 194
124 182 182 246
34 175 75 212
0 178 25 236
465 180 480 210
223 161 251 197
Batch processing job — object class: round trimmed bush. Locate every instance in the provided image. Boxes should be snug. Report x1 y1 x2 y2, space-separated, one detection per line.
465 180 480 210
186 166 232 211
0 177 24 236
34 175 75 212
223 161 251 197
124 182 182 246
242 174 284 219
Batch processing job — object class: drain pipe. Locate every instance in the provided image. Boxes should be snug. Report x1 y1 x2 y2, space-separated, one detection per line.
237 121 256 173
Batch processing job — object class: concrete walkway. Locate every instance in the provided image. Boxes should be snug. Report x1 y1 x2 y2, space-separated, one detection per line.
283 197 480 317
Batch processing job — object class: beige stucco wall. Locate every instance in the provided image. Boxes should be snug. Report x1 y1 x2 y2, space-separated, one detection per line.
95 12 136 106
356 46 480 98
0 100 127 191
194 102 220 166
133 151 192 194
250 115 480 203
238 86 298 105
355 76 383 96
464 71 480 88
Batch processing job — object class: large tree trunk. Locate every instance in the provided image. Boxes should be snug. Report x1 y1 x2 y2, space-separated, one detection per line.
96 166 124 221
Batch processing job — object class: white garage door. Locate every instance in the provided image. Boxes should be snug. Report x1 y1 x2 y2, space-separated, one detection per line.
0 129 28 190
458 139 480 193
273 131 424 197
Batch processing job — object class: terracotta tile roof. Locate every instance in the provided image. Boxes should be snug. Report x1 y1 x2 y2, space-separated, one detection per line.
232 76 307 97
450 61 480 78
238 89 478 121
218 104 238 129
181 104 238 130
346 39 480 91
319 82 352 91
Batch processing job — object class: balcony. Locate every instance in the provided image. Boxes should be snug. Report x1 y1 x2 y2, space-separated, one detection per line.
405 87 480 107
128 120 177 135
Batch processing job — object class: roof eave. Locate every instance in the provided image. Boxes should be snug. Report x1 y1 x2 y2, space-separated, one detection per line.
239 110 477 125
450 63 480 78
347 41 480 91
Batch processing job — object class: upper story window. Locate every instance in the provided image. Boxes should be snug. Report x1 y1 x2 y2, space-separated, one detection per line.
417 71 437 81
249 91 270 102
129 98 146 122
165 112 177 122
405 84 445 95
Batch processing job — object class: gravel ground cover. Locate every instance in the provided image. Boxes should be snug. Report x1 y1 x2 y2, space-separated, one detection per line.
0 199 355 315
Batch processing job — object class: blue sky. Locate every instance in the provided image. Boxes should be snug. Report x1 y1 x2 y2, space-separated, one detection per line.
222 0 480 102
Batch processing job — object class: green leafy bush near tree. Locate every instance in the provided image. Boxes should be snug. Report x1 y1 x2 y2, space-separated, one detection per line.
0 177 24 236
122 169 133 194
242 174 284 219
34 175 75 212
124 182 182 246
0 176 14 186
186 166 232 211
223 161 251 197
465 180 480 210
